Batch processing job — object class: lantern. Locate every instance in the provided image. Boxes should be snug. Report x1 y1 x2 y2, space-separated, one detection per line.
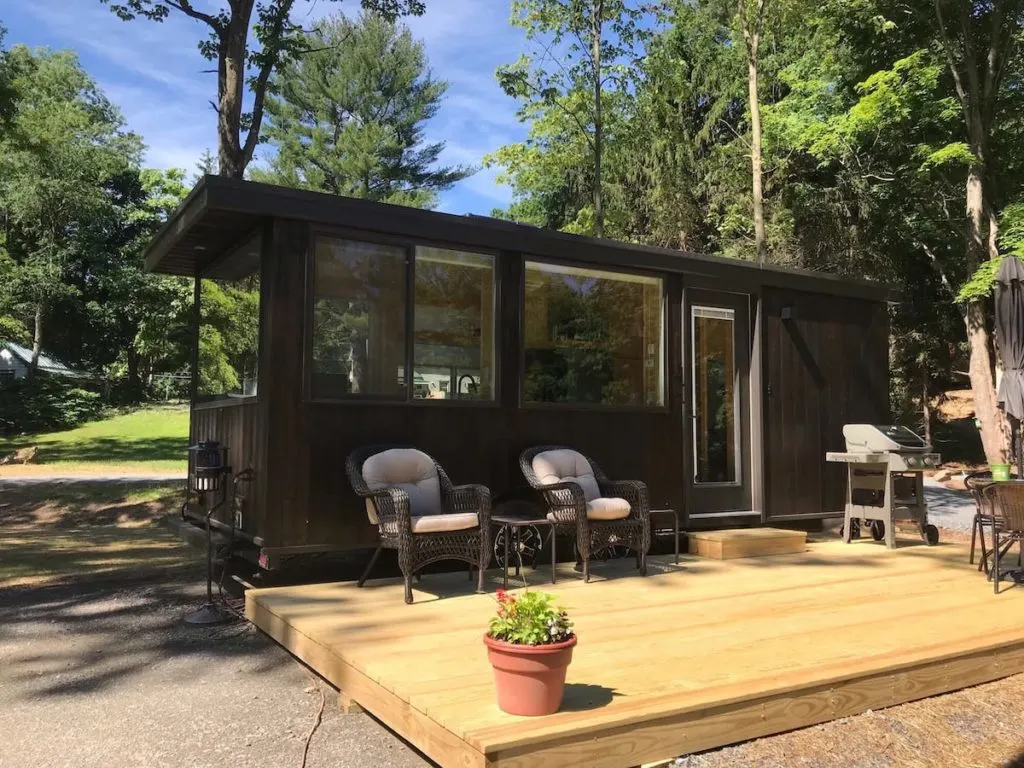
189 441 229 493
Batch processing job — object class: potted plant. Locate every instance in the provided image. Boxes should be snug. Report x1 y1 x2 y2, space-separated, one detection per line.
483 588 576 716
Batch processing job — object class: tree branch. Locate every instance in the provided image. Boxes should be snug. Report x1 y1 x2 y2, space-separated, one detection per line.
517 77 596 153
933 0 968 109
161 0 220 28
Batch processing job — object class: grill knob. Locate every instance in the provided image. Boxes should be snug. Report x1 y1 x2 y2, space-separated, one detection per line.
923 456 934 467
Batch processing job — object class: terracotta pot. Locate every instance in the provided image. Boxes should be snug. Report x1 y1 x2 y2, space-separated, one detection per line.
483 634 577 716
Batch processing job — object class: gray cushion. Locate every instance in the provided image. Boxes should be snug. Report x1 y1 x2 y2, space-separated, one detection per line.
410 512 479 534
532 449 600 501
586 497 631 520
362 448 442 524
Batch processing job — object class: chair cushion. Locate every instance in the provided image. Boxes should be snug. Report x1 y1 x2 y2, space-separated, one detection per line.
362 448 442 524
410 512 479 534
532 449 600 501
586 497 631 520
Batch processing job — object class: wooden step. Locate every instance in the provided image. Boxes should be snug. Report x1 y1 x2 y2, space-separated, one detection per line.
687 527 808 560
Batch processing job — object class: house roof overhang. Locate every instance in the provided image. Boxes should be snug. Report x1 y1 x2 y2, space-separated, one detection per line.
143 175 895 302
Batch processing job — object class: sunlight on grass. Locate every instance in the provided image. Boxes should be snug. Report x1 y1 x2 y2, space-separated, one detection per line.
0 406 189 472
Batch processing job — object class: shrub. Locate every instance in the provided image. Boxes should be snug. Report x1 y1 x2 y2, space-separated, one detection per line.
0 375 104 435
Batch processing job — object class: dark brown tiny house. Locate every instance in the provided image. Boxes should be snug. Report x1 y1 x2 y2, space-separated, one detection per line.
146 176 890 567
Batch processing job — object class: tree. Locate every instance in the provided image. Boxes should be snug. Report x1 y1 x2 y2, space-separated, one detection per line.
494 0 646 237
929 0 1023 463
735 0 771 264
0 45 143 375
0 25 16 126
252 12 470 207
101 0 425 178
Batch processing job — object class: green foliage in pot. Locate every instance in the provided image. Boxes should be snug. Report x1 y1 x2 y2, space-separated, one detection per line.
487 589 574 646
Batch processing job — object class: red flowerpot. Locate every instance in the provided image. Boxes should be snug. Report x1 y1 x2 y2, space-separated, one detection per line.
483 634 577 716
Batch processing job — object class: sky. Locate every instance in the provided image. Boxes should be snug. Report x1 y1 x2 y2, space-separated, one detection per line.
1 0 530 215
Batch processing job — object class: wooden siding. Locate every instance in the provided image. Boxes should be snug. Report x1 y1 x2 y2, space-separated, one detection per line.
189 400 265 536
762 288 889 519
185 216 890 554
303 404 683 551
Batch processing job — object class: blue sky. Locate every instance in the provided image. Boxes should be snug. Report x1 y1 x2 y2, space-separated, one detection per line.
2 0 530 214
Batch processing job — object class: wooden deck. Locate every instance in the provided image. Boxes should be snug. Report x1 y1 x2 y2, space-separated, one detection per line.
245 540 1024 768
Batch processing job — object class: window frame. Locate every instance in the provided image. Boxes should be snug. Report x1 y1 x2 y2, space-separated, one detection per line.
518 256 669 413
690 304 741 487
193 225 265 410
305 226 500 407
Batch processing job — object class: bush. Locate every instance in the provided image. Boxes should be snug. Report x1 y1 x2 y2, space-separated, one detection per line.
0 375 104 435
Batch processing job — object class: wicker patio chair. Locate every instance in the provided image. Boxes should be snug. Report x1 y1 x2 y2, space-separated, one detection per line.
981 481 1024 594
346 445 491 604
964 470 1015 572
519 445 650 582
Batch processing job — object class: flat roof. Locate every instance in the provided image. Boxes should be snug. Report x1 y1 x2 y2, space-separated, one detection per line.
143 175 892 302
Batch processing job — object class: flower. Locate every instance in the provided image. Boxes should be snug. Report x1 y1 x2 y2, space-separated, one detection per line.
486 589 574 646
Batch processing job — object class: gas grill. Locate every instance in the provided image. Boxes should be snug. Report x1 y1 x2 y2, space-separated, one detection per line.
826 424 941 548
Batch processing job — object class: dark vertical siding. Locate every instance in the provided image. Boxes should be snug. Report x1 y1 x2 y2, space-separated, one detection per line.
259 219 310 548
762 288 889 519
189 401 264 535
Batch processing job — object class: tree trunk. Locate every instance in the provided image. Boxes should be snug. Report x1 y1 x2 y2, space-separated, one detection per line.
922 366 932 448
966 299 1006 463
29 302 42 378
965 161 1009 463
217 3 256 179
592 0 604 238
747 44 766 265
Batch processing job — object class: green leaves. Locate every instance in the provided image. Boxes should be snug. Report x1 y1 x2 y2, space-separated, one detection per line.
487 589 574 646
253 12 470 208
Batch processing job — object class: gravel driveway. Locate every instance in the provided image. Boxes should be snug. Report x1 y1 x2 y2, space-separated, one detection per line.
923 477 977 533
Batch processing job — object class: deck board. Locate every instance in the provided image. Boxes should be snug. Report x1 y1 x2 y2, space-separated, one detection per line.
246 540 1024 767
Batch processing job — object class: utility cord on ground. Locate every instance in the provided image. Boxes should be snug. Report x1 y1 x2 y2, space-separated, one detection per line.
300 677 326 768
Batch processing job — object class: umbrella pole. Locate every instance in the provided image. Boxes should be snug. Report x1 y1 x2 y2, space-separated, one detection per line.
1011 417 1019 479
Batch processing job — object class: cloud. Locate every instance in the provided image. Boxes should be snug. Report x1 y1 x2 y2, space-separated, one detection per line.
16 0 527 212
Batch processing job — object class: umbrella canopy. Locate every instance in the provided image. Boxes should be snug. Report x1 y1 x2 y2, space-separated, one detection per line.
996 255 1024 424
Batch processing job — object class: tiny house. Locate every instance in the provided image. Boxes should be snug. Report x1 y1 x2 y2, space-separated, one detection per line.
146 176 890 568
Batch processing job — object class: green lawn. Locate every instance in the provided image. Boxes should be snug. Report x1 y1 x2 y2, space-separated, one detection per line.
0 406 189 473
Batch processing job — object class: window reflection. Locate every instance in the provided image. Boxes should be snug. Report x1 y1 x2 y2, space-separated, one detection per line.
413 247 494 400
692 306 736 483
523 262 664 406
311 238 407 398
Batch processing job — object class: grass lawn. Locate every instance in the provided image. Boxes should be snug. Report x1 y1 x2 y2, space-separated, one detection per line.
0 406 189 475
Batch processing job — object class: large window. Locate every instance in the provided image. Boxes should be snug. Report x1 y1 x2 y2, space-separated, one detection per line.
523 261 664 406
311 236 495 401
312 239 407 399
197 234 261 403
413 247 495 400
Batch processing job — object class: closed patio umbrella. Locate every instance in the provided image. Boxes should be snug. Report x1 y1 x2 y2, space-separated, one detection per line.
995 255 1024 473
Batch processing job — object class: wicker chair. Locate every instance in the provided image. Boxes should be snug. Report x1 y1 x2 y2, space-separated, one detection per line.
519 445 650 582
346 445 491 604
965 470 1015 572
981 481 1024 594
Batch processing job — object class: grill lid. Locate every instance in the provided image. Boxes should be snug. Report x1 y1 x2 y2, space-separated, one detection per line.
843 424 929 453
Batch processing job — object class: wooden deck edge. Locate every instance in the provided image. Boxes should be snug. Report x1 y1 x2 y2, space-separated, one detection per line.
245 593 487 768
486 642 1024 768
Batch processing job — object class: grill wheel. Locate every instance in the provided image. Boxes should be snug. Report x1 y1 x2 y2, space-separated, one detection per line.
870 520 886 541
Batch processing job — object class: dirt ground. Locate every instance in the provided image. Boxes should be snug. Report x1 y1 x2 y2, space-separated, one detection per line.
2 483 1023 768
0 483 428 768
